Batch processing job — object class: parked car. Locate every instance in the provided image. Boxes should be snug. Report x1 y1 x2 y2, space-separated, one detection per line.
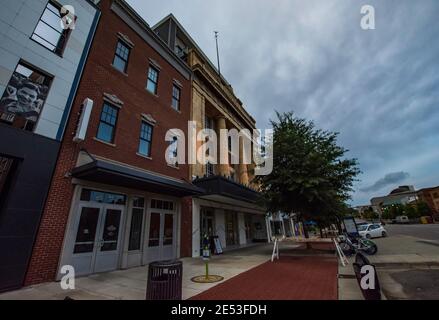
392 215 409 224
358 223 388 239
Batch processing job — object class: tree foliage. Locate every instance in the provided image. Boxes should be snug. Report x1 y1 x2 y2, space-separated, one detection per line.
255 112 361 224
381 202 432 220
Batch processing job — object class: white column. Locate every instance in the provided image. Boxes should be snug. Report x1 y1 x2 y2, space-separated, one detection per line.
214 208 226 249
238 213 247 245
192 199 201 257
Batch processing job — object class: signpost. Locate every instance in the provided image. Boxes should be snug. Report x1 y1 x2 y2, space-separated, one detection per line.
191 234 224 284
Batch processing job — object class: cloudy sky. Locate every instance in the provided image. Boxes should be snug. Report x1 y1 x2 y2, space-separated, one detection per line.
127 0 439 205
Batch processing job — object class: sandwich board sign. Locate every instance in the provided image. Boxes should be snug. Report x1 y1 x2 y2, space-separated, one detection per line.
343 216 359 237
213 236 223 254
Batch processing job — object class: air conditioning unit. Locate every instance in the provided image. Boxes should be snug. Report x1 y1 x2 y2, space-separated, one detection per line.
73 98 93 143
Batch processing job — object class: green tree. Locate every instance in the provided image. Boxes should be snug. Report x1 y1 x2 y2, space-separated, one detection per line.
415 202 432 217
363 208 378 220
405 204 418 219
255 112 361 235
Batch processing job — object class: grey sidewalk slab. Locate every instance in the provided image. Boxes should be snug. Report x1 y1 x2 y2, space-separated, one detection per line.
0 245 272 300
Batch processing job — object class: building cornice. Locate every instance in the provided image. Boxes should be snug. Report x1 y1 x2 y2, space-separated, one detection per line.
111 0 192 80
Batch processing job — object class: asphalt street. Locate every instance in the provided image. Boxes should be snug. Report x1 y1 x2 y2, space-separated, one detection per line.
369 224 439 300
384 224 439 241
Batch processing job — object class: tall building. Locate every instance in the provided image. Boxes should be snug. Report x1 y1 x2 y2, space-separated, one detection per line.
0 0 100 292
153 15 268 257
24 0 202 286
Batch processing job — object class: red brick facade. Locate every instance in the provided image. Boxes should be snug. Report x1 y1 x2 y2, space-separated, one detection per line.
25 0 193 285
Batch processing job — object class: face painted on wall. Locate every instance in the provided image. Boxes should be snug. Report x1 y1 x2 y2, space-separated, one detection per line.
16 86 39 111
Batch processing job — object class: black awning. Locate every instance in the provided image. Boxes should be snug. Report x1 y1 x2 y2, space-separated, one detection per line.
193 175 262 204
71 160 205 197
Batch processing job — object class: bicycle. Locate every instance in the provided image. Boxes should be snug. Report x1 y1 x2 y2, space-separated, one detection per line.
338 232 378 256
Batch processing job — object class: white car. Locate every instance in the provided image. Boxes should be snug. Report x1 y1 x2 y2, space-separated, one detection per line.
358 223 387 239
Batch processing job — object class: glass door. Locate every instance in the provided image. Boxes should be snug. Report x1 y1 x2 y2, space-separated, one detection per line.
72 205 101 276
144 211 176 263
145 212 161 263
200 208 215 250
162 213 176 260
225 211 239 246
93 206 123 273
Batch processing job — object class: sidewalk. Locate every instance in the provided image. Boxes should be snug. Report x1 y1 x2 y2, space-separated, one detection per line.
0 243 339 300
191 255 338 300
337 257 364 300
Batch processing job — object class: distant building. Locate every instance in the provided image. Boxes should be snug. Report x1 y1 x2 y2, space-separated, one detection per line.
370 185 418 215
417 186 439 214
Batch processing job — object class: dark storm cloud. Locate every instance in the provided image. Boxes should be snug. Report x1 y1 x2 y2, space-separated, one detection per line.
127 0 439 205
360 171 410 192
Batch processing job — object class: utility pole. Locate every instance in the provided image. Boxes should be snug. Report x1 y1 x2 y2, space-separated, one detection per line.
214 31 221 80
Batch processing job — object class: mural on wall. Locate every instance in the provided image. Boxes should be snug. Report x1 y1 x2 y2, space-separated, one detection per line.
0 63 51 131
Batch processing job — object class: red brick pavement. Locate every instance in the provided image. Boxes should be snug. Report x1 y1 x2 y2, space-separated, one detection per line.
190 256 338 300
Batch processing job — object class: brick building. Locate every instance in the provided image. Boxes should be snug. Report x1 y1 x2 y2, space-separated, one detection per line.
153 15 268 257
25 0 203 285
417 186 439 215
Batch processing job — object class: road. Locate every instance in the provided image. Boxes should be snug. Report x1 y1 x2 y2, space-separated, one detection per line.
369 224 439 300
384 224 439 241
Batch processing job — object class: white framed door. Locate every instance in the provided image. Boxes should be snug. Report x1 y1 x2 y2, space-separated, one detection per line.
71 203 124 275
143 210 177 263
94 205 124 273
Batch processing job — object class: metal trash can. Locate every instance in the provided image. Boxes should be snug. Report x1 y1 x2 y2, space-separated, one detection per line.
146 260 183 300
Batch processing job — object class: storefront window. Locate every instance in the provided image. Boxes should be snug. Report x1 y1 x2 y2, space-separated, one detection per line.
80 189 126 205
163 214 174 246
74 207 100 254
101 209 121 251
148 212 160 247
151 199 174 211
0 156 16 205
128 197 145 251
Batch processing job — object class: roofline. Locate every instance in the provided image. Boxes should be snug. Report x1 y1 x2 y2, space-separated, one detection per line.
417 186 439 192
152 14 257 125
113 1 192 77
152 14 230 86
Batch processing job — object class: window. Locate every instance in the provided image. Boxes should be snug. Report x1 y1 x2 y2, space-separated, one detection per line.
204 116 213 130
113 40 130 73
0 62 52 132
139 121 153 157
80 189 126 205
146 66 159 94
96 103 119 143
128 197 145 251
206 162 214 177
171 85 181 111
0 156 16 208
31 1 75 55
151 199 174 211
168 136 178 167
